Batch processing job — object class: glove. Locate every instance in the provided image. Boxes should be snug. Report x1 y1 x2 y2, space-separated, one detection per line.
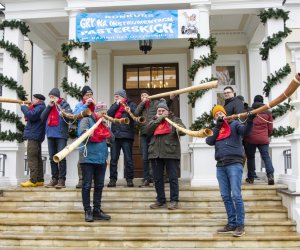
247 112 256 121
216 116 224 129
156 114 167 123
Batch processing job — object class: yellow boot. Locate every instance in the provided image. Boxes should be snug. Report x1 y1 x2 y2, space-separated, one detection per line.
36 182 44 186
20 180 38 187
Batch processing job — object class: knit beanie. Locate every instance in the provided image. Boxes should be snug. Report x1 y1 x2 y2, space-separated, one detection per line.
157 98 169 111
33 94 46 101
140 89 150 96
212 105 227 118
48 88 60 98
81 86 93 97
254 95 264 103
114 89 127 98
95 102 107 112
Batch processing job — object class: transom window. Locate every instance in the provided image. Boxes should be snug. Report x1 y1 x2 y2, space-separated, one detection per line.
123 63 178 89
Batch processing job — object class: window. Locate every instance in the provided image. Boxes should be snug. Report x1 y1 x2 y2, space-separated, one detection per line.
124 63 178 90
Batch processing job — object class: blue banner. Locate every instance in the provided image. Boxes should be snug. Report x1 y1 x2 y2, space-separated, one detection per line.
76 9 199 42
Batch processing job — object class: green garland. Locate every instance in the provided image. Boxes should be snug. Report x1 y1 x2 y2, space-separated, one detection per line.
0 39 29 73
271 126 295 137
60 77 82 101
258 8 289 24
0 73 28 100
189 111 214 131
0 131 23 143
263 63 291 97
272 99 295 119
61 40 91 57
0 20 30 36
188 77 218 108
0 109 25 132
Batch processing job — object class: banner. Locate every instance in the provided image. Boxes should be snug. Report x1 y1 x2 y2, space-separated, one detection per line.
76 9 199 42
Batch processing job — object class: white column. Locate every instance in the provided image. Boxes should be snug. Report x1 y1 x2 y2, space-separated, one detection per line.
0 26 26 186
189 4 217 186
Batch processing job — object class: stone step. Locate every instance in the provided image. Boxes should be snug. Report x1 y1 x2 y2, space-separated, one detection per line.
0 219 296 233
0 231 300 248
0 207 288 220
1 248 300 250
0 195 283 208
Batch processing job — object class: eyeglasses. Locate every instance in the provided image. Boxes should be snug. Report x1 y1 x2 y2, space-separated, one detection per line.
223 91 233 95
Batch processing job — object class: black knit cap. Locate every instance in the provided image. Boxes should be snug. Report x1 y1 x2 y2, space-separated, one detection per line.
254 95 264 103
81 86 93 97
48 88 60 98
33 94 45 101
140 89 151 96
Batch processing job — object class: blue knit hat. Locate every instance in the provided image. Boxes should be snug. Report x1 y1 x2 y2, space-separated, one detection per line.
114 89 127 98
49 88 60 98
157 98 169 111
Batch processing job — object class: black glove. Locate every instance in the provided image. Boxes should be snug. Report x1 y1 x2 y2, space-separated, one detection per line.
216 116 224 129
247 112 256 121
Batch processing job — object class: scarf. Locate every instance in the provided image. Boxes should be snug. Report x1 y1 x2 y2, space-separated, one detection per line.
48 98 63 126
25 103 35 122
82 99 95 112
145 100 150 109
90 114 111 143
114 98 127 118
154 118 171 136
216 120 231 140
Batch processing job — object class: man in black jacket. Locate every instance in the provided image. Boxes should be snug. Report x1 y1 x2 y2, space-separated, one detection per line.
223 86 244 116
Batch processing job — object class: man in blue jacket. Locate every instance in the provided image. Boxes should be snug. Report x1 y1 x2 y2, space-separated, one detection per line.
206 105 254 237
20 94 46 187
41 88 72 189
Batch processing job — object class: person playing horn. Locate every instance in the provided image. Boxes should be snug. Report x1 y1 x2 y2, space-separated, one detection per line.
134 90 176 187
20 94 47 187
79 102 112 222
73 85 96 189
205 105 255 237
107 89 137 188
145 98 186 210
41 88 72 189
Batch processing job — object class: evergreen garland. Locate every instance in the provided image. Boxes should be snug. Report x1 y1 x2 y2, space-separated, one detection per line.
0 20 30 36
0 39 29 73
258 8 289 24
0 74 28 100
0 109 25 132
0 131 23 143
60 77 82 101
189 111 214 131
188 77 218 108
61 40 91 57
272 99 295 119
271 126 295 137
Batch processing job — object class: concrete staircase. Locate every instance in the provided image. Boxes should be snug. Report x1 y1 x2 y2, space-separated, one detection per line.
0 181 299 249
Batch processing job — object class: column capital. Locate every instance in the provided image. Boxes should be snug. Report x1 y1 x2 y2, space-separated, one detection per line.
42 50 56 58
65 7 86 17
95 49 112 56
190 1 211 11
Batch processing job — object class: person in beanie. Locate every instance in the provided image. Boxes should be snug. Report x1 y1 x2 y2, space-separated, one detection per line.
41 87 72 189
145 98 186 210
134 90 175 187
79 101 112 222
73 85 96 188
20 94 46 187
244 95 274 185
107 89 137 187
206 105 255 237
223 86 244 116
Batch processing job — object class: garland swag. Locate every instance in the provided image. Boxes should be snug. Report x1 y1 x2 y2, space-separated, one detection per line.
0 74 28 100
272 99 295 120
60 77 82 101
0 109 25 132
0 20 30 36
189 112 214 131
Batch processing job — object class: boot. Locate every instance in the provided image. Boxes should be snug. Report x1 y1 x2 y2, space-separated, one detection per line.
267 174 274 185
126 179 134 187
85 209 93 222
107 179 116 187
93 208 111 221
45 179 58 188
55 179 66 189
20 180 38 187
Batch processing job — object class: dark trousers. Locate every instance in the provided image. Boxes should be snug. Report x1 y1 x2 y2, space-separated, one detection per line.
27 140 44 183
244 143 274 179
48 138 67 181
151 158 179 203
81 163 106 211
141 135 152 181
110 138 134 181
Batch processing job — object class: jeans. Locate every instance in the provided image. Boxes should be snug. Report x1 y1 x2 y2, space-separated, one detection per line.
244 143 274 178
48 138 67 180
141 135 152 181
81 163 106 211
27 140 44 183
217 163 245 227
151 158 179 203
110 138 134 181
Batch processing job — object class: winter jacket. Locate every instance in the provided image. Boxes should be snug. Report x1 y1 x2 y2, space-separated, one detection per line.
145 112 186 160
79 115 109 165
107 99 137 140
244 102 273 145
73 101 90 137
206 119 253 165
21 102 46 142
134 99 173 135
40 99 72 139
224 96 244 116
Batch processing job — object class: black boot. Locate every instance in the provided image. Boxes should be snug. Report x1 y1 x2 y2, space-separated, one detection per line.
93 208 111 221
267 174 274 185
85 209 94 222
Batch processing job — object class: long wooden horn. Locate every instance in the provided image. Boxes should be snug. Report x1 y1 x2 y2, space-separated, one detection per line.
165 117 213 138
120 102 146 124
53 118 103 163
148 80 218 100
224 73 300 120
61 108 92 120
103 114 129 124
0 97 31 104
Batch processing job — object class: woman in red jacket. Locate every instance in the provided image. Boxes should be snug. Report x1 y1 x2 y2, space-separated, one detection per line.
244 95 274 185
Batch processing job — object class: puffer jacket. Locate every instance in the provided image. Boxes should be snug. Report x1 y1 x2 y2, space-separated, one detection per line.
244 102 273 145
73 101 90 137
107 99 137 140
224 96 244 116
40 99 72 139
145 112 186 160
21 102 46 142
